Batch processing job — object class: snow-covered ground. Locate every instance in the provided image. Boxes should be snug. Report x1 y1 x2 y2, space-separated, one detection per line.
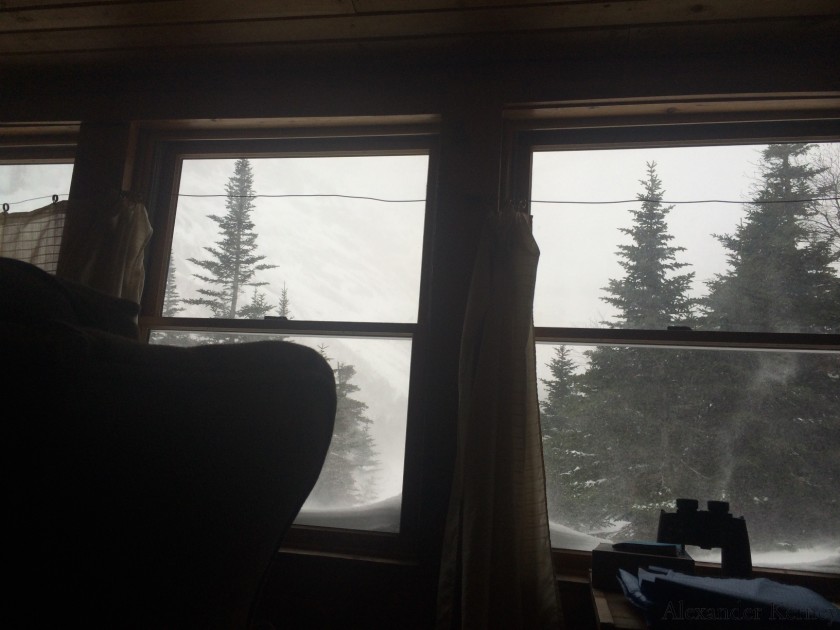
549 521 610 550
553 527 840 573
295 494 402 532
689 545 840 573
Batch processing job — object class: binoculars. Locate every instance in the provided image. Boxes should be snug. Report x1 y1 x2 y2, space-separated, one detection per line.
657 498 752 578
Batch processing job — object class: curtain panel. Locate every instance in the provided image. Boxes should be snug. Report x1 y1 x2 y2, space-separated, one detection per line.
0 201 67 274
57 195 152 303
1 195 151 303
437 207 561 629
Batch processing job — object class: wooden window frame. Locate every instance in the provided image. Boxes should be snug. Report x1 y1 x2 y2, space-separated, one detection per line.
0 125 77 207
130 118 441 564
503 98 840 599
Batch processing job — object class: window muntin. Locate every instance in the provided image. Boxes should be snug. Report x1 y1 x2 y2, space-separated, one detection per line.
527 134 840 574
145 135 432 536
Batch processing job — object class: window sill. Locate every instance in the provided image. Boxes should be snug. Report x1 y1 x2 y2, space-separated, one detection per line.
279 524 415 564
552 549 840 602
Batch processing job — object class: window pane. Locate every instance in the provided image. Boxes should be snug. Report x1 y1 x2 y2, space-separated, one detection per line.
0 162 74 273
531 143 840 333
537 342 840 573
166 155 428 323
149 330 409 533
0 163 73 212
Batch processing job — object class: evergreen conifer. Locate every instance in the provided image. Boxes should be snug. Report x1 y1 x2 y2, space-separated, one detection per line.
185 158 276 321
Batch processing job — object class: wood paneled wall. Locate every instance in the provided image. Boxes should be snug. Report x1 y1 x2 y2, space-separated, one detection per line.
2 0 839 68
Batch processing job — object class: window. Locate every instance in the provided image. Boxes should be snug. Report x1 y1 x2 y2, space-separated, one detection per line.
0 162 74 213
511 116 840 574
138 125 436 546
0 160 74 273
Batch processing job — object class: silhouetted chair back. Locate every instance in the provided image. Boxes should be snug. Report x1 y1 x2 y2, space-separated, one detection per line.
4 257 336 628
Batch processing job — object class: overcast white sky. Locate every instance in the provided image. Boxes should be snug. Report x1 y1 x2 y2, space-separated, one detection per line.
531 143 767 328
0 163 73 213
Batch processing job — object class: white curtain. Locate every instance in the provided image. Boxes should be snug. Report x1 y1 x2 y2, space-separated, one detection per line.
1 195 152 303
437 205 561 629
56 194 152 303
0 201 67 274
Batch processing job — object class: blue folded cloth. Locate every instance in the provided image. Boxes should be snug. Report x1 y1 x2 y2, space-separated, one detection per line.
617 568 655 611
616 566 840 628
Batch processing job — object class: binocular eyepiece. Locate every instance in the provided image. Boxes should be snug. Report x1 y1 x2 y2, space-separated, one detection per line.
658 498 752 578
675 498 731 514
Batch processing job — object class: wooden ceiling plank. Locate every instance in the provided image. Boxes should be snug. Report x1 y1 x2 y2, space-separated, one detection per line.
350 0 463 10
1 0 155 8
352 0 580 11
0 0 355 33
1 0 838 60
3 0 839 37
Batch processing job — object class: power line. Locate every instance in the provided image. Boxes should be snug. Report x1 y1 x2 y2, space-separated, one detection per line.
5 192 840 207
181 193 840 205
1 192 426 207
3 194 68 207
177 193 427 203
531 196 840 206
175 193 840 205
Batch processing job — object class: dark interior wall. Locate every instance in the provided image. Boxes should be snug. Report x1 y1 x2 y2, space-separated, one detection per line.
2 31 838 629
4 53 839 123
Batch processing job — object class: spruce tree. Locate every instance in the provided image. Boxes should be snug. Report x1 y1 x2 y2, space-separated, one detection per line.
704 144 839 333
270 283 294 342
162 258 185 318
700 143 840 546
309 346 381 506
568 163 704 538
278 283 292 319
150 256 195 347
803 143 840 263
540 346 606 529
602 162 695 328
241 284 293 342
185 158 276 320
237 286 273 320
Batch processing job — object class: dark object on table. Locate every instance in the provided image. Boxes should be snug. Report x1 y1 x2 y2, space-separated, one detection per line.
613 541 681 557
592 542 695 592
657 498 752 578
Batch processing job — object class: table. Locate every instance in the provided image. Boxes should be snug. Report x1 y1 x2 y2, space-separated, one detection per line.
589 571 646 629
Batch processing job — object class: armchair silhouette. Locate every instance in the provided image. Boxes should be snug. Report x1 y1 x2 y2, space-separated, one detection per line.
4 257 337 629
